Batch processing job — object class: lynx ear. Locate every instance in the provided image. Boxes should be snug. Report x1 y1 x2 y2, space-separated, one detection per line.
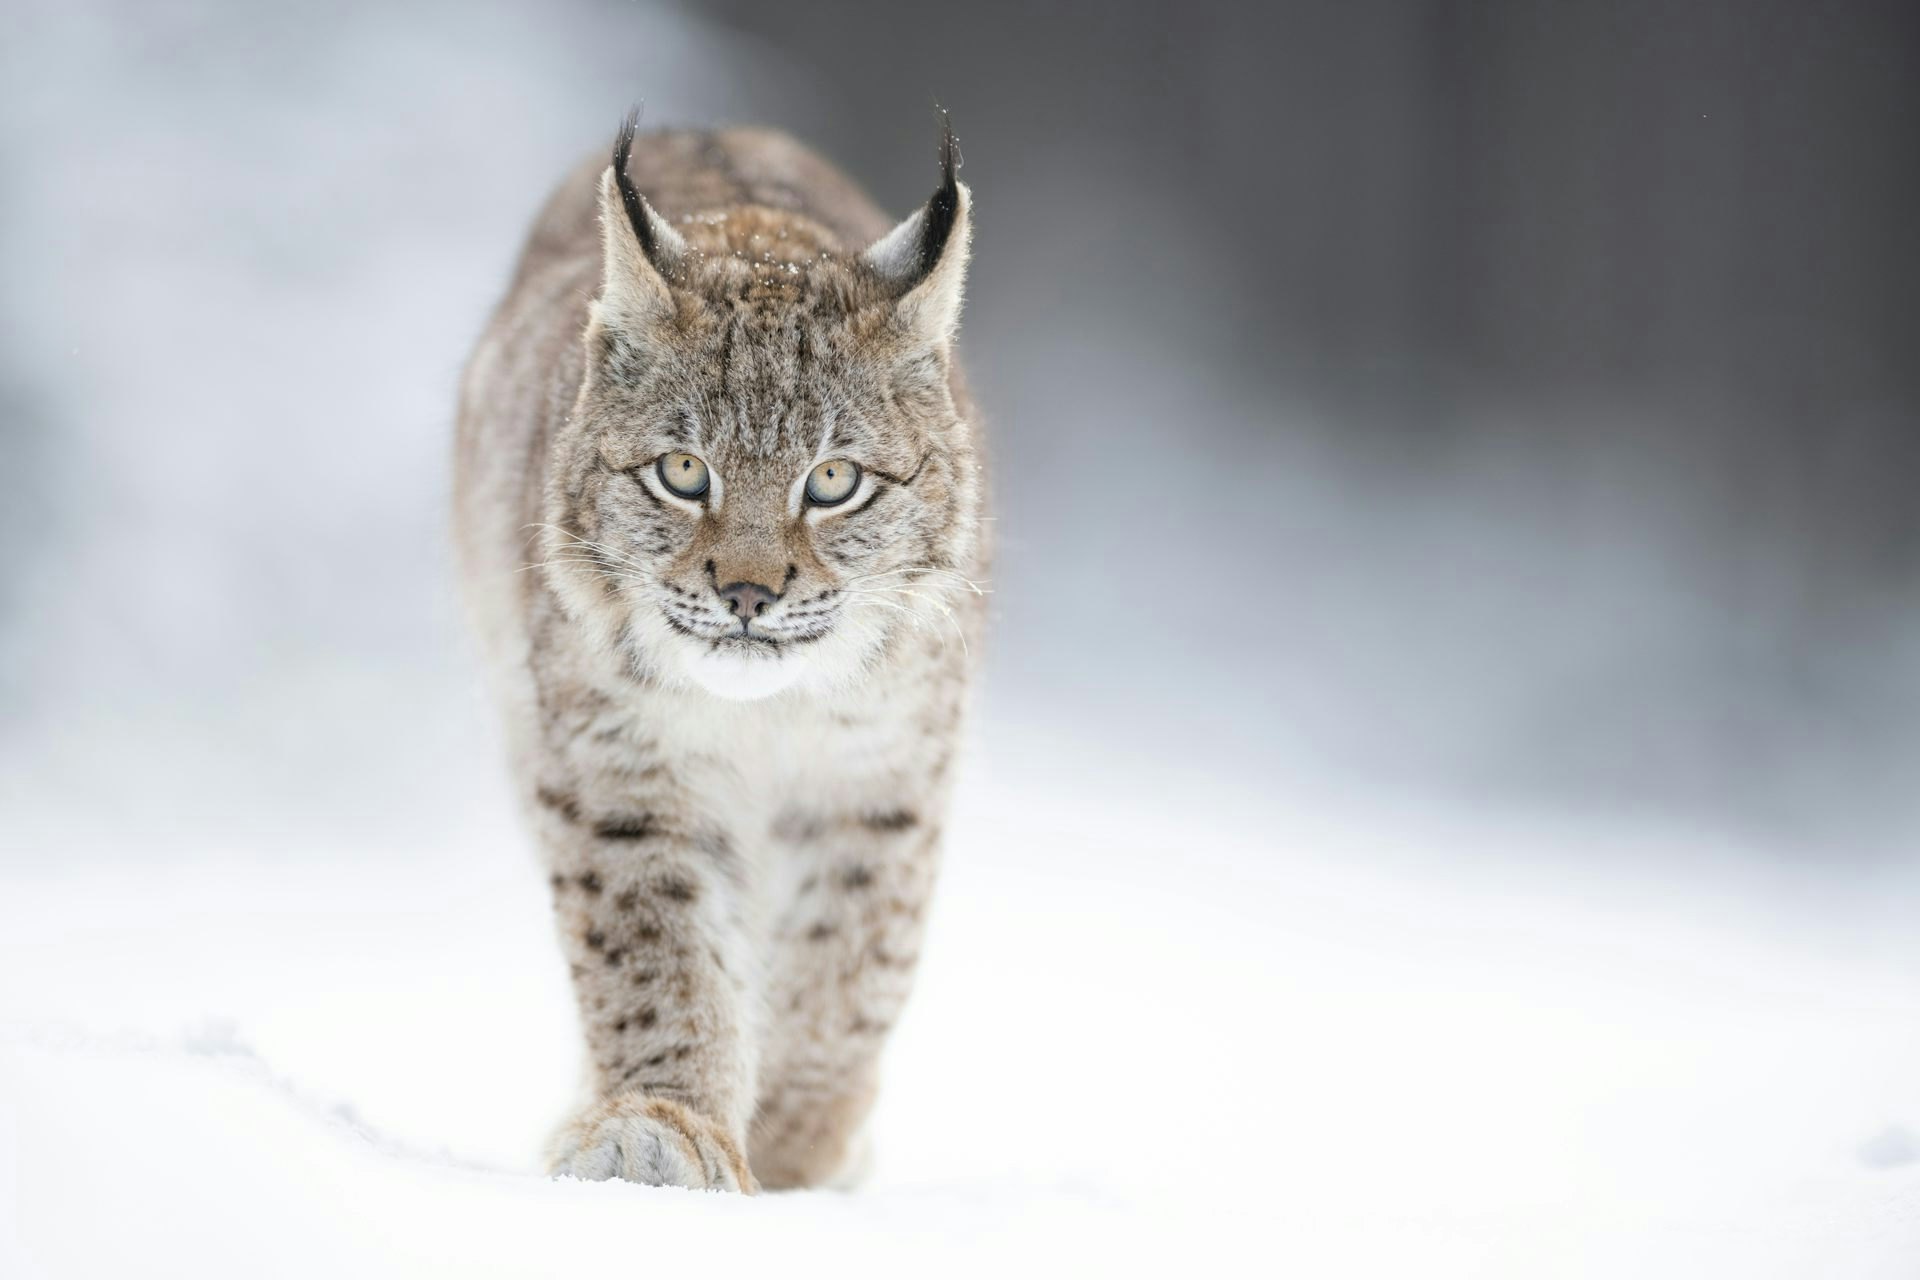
862 114 971 347
594 109 687 329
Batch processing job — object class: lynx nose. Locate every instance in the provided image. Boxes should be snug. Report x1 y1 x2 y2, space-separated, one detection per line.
717 580 778 626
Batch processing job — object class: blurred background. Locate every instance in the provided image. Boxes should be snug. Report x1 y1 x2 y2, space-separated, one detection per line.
3 0 1918 867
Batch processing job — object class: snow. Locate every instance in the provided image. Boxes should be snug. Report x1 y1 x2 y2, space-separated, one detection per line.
2 728 1917 1278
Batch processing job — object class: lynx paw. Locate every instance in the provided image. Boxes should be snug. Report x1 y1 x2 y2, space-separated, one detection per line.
547 1094 756 1193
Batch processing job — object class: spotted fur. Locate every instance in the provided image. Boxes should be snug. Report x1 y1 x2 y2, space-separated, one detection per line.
453 118 986 1191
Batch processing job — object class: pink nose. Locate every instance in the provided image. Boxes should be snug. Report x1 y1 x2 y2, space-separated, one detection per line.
717 580 777 624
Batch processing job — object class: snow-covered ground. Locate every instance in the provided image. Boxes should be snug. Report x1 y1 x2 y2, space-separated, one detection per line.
2 727 1916 1278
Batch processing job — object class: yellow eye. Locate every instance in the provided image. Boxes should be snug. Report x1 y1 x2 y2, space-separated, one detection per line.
805 458 860 507
656 452 710 498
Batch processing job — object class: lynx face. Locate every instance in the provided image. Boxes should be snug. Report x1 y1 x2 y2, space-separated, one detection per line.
542 120 977 700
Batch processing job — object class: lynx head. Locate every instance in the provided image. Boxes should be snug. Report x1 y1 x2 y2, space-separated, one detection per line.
542 113 980 701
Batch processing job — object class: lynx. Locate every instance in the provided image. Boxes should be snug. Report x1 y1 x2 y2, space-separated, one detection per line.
453 113 986 1192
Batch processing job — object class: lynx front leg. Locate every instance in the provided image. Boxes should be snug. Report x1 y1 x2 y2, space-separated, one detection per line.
538 784 758 1192
751 807 942 1189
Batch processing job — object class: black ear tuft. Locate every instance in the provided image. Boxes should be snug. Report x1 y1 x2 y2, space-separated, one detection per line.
918 108 961 277
612 106 660 264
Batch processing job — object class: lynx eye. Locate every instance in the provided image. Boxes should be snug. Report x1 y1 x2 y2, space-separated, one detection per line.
805 459 861 507
656 452 710 498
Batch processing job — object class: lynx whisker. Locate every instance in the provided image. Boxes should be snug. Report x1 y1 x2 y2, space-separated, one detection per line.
523 522 653 572
844 565 990 595
850 585 970 658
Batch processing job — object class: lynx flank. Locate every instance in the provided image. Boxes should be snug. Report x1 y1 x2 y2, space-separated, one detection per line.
453 115 986 1192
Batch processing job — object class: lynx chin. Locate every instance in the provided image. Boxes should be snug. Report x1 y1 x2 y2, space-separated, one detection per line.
453 112 988 1192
